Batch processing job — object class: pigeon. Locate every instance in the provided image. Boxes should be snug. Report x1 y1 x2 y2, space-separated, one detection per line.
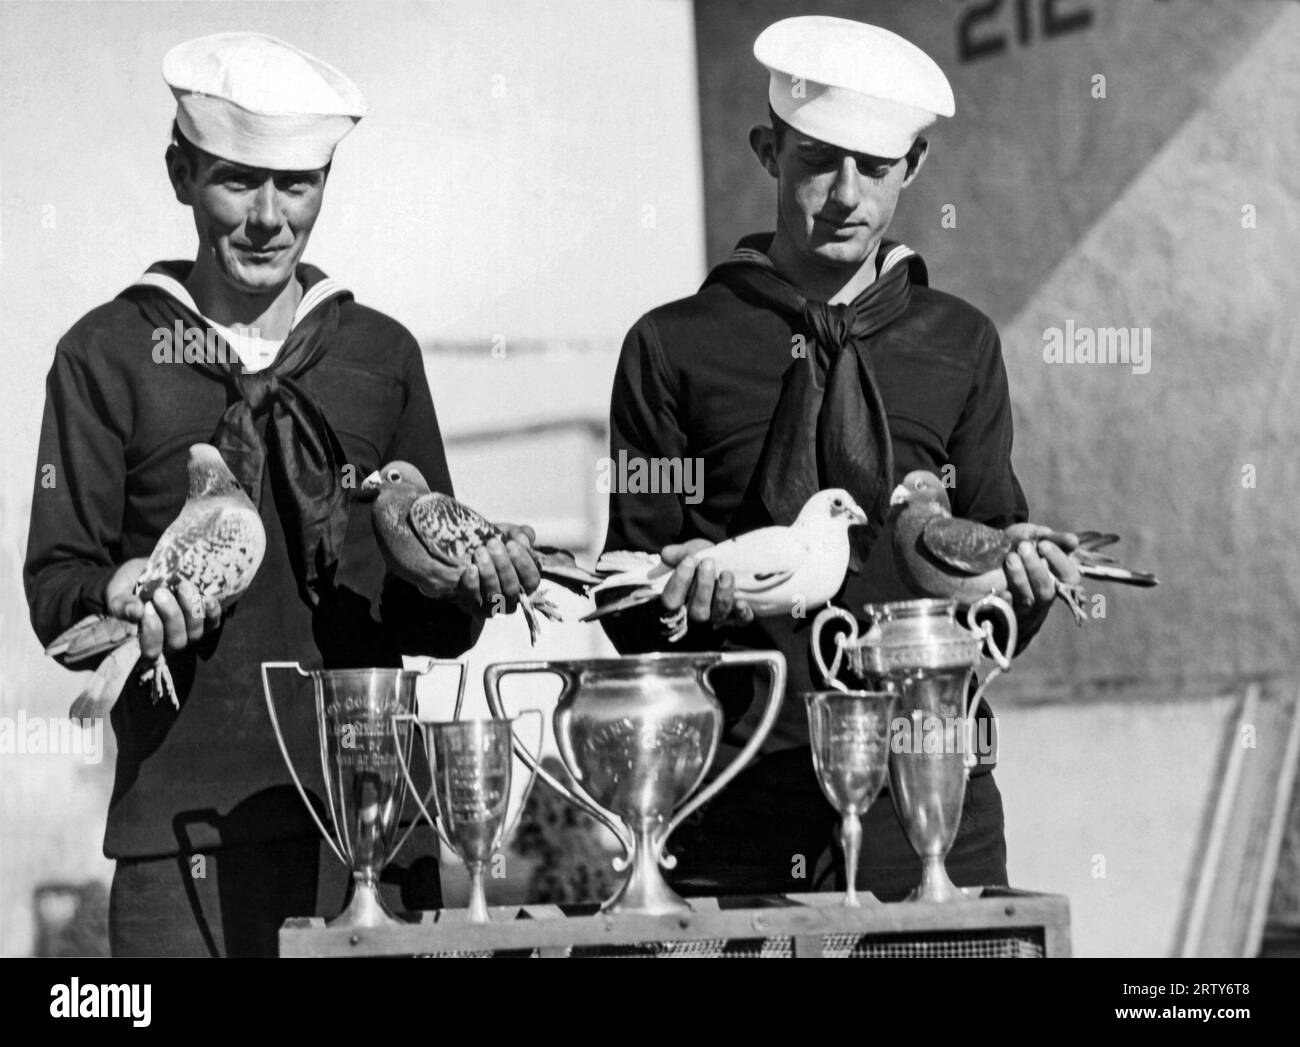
360 462 602 643
583 488 868 641
47 444 266 719
889 470 1157 625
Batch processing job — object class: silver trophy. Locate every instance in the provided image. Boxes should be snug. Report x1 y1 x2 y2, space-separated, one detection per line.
811 596 1016 902
394 713 542 923
261 659 467 928
805 689 897 907
484 651 786 915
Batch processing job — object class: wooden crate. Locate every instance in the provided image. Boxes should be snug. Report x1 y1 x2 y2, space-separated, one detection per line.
279 887 1070 957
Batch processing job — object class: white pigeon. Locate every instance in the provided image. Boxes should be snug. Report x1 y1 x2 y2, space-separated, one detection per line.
582 489 868 640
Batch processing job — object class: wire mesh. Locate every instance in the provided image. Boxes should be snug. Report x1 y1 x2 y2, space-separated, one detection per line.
420 928 1048 957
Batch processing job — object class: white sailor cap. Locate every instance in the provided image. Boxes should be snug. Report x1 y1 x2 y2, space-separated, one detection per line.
754 16 955 159
163 32 366 171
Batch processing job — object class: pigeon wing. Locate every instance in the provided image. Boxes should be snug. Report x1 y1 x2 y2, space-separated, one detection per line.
920 516 1011 575
408 492 497 567
135 501 265 603
708 527 802 593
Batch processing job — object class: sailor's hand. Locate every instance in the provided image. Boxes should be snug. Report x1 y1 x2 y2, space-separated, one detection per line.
107 559 222 658
658 539 755 636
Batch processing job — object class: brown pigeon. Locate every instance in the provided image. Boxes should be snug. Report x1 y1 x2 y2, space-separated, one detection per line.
48 444 266 718
890 470 1157 625
360 461 601 643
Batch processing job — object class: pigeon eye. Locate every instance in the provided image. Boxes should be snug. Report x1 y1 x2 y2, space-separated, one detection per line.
832 497 844 509
386 469 401 483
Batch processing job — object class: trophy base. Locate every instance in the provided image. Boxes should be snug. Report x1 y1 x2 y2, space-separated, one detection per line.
602 875 691 916
906 856 967 904
601 838 692 916
327 877 410 929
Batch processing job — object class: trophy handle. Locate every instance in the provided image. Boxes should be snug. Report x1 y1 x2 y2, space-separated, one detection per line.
260 662 348 868
501 708 545 843
483 661 634 857
408 657 469 721
965 594 1017 672
390 714 457 856
962 595 1016 770
811 606 858 692
660 650 788 866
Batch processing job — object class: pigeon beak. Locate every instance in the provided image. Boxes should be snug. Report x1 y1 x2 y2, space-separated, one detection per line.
889 484 909 507
357 470 382 500
850 504 868 525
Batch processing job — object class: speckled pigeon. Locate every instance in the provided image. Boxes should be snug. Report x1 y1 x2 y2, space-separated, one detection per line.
361 461 602 643
584 489 868 641
890 470 1157 624
48 444 266 718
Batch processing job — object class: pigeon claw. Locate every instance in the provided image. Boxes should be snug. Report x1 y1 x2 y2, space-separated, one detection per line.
530 588 564 623
658 605 689 644
1056 582 1089 627
141 655 180 709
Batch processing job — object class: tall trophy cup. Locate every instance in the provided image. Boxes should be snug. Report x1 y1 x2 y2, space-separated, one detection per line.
261 659 467 928
393 713 542 923
484 651 786 915
805 690 897 907
810 596 1016 902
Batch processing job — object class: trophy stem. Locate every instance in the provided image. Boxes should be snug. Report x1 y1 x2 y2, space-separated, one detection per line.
466 862 490 924
839 813 862 908
603 823 689 916
328 872 406 929
909 855 965 904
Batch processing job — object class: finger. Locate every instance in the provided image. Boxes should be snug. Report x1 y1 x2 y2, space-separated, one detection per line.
174 580 206 643
689 558 717 623
659 543 690 567
733 600 755 626
1004 551 1033 607
139 603 164 659
1017 540 1056 604
506 524 537 547
485 538 522 598
506 540 542 592
458 564 482 609
475 546 509 614
203 595 224 632
711 570 736 627
151 588 190 652
111 594 145 621
1054 530 1080 553
1038 540 1083 585
660 555 698 610
659 540 711 567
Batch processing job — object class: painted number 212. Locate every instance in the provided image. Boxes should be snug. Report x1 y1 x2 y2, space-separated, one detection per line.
957 0 1094 63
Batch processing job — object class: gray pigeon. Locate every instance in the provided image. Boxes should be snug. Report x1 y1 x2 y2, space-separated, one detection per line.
361 461 601 643
48 444 266 718
890 470 1157 625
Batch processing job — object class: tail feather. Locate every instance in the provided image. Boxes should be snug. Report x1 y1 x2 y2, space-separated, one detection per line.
46 614 138 663
68 639 141 720
1074 531 1121 552
535 548 603 592
595 550 659 575
580 586 659 622
1079 563 1159 587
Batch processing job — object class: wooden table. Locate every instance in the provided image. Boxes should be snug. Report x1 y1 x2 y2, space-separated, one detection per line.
280 887 1071 957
